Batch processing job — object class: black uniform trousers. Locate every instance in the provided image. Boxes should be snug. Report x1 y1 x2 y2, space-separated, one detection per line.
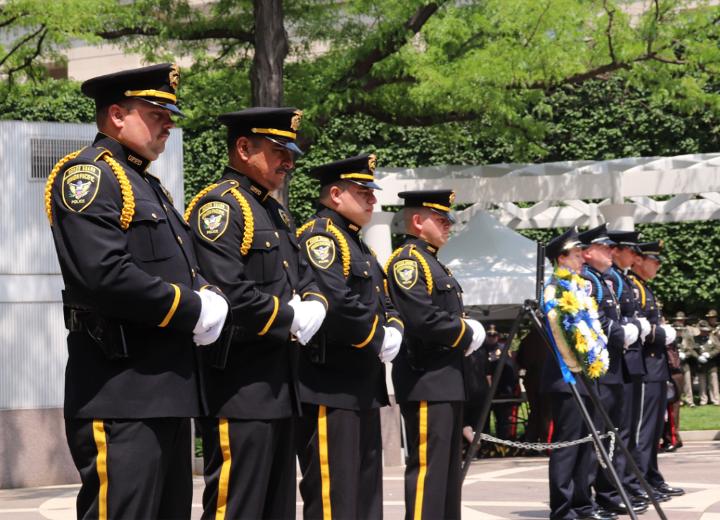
592 383 625 506
65 417 192 520
615 378 644 495
636 382 667 488
200 417 296 520
296 404 383 520
548 393 595 520
401 401 463 520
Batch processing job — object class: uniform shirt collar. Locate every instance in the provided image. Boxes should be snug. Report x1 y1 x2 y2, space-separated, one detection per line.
316 205 362 235
223 165 271 202
406 236 438 256
93 133 151 174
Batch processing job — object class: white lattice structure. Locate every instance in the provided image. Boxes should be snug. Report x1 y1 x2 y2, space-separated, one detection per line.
365 154 720 265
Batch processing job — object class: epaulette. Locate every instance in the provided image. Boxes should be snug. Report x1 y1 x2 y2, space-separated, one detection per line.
45 147 136 230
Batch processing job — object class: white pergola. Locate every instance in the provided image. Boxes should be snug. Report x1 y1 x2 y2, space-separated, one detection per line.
363 154 720 309
366 153 720 263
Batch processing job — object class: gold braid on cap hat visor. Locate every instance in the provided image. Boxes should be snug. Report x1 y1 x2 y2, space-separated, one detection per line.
340 173 375 182
251 128 297 140
422 202 451 212
124 89 177 102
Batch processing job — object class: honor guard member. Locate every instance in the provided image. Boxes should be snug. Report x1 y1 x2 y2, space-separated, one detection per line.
629 242 684 499
695 319 720 405
385 190 485 520
540 228 609 520
578 225 646 516
45 64 229 519
295 154 404 520
605 230 652 502
186 107 327 520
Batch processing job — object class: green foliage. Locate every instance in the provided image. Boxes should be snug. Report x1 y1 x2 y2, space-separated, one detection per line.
0 80 94 122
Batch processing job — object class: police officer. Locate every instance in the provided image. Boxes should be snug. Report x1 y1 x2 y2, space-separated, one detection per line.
186 107 328 519
295 153 403 519
605 230 652 502
541 228 611 520
662 311 686 451
629 241 684 499
45 63 228 519
578 224 646 516
386 190 485 520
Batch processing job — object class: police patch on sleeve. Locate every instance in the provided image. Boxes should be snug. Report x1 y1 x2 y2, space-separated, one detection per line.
306 235 335 269
393 259 418 290
198 201 230 242
61 164 102 213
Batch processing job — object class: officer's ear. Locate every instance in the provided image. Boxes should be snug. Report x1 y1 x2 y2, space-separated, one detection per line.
235 136 253 162
104 103 128 132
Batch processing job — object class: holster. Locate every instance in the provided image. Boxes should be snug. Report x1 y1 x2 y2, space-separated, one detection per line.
205 292 236 370
306 331 327 365
63 305 129 361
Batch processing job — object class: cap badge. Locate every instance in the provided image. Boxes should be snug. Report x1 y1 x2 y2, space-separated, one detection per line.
291 110 303 131
368 154 377 173
169 64 180 91
449 191 456 205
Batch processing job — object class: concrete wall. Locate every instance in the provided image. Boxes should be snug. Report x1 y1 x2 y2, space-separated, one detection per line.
0 409 78 489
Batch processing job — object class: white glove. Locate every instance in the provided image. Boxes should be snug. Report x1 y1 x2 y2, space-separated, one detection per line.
679 351 686 361
637 317 651 342
699 353 709 364
193 290 229 346
379 326 402 363
622 323 639 348
464 319 486 357
289 297 326 346
661 324 677 345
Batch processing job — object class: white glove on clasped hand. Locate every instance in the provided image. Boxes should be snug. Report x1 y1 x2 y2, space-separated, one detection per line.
289 297 326 345
661 324 677 345
464 319 486 357
379 326 402 363
622 323 639 348
699 353 709 364
637 317 651 342
679 351 686 361
193 290 229 346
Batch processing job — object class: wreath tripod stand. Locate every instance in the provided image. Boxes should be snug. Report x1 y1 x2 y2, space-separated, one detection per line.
460 247 667 520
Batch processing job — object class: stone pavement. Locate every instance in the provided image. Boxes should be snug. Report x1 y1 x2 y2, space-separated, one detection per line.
0 440 717 519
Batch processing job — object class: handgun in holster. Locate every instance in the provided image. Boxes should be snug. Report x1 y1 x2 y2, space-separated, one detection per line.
63 305 129 361
205 291 236 370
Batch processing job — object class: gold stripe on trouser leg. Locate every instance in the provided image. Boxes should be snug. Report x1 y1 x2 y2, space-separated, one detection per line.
318 405 333 520
92 420 109 520
216 418 232 520
413 401 428 520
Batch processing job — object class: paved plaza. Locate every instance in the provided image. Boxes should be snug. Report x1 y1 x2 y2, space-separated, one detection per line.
0 440 718 519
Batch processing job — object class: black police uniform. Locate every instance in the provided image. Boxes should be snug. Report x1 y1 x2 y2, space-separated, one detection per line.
187 108 327 520
627 250 670 492
45 64 205 520
539 228 597 520
606 231 647 498
386 190 476 520
295 155 402 519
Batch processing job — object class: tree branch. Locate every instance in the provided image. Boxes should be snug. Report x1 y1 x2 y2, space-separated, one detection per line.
344 102 479 126
603 0 618 63
331 1 447 91
0 13 23 30
524 1 552 48
0 23 46 69
97 24 253 43
5 26 47 84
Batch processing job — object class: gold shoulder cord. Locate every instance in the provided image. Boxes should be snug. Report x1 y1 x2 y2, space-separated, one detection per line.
326 221 351 278
44 149 83 225
101 155 135 230
228 188 254 256
184 183 219 222
45 149 135 230
629 274 647 308
383 246 405 275
410 248 433 295
295 219 316 238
